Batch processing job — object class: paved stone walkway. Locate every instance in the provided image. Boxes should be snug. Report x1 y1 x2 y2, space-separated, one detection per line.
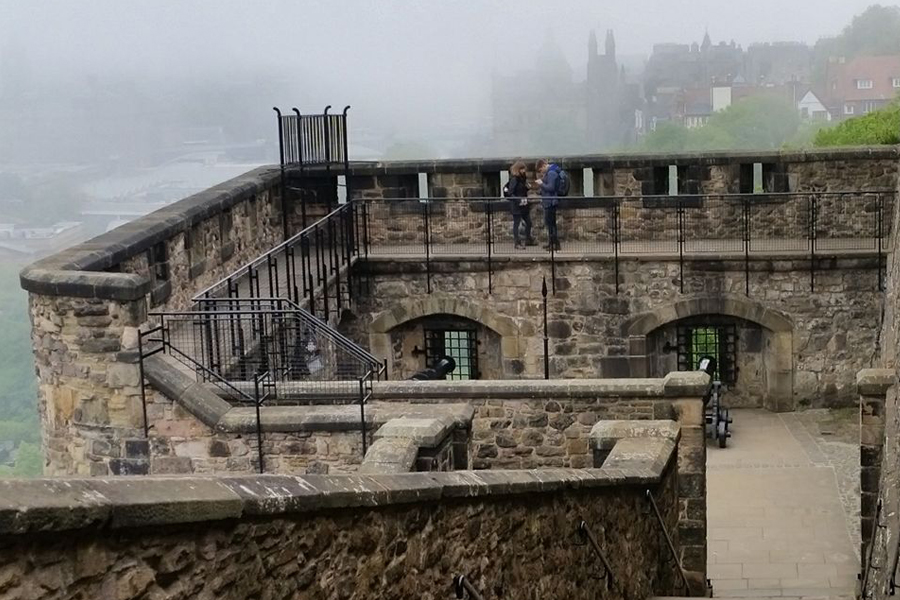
707 409 858 599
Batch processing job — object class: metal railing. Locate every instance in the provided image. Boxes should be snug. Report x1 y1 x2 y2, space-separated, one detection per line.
452 576 485 600
358 191 895 294
646 489 692 595
194 202 360 324
274 105 350 168
139 297 385 467
576 520 617 592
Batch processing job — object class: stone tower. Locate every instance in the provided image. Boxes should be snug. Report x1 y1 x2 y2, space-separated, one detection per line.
586 29 623 150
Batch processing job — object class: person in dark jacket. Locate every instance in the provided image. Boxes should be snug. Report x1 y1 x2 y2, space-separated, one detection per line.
505 161 534 249
535 159 561 251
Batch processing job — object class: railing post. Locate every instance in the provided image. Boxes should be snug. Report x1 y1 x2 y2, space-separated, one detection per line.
323 105 334 210
613 201 620 295
253 375 265 474
678 199 685 294
342 105 351 200
273 107 285 167
743 196 750 297
486 199 493 295
809 193 817 292
878 193 885 292
424 199 432 294
542 277 550 380
137 332 149 438
358 377 368 456
291 108 304 170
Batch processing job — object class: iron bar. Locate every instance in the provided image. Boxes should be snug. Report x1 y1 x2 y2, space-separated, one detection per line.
646 489 692 595
577 520 615 591
878 193 885 292
453 576 485 600
342 105 351 200
678 199 685 294
253 374 266 474
273 107 285 167
487 199 493 294
542 276 549 380
809 194 817 292
323 105 333 209
358 377 368 455
424 199 432 294
743 197 750 297
613 202 620 295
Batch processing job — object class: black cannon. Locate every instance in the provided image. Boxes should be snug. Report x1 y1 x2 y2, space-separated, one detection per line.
699 357 732 448
409 356 457 381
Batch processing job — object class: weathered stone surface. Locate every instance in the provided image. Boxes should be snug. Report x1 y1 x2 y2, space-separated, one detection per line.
590 419 681 450
359 438 418 474
0 462 682 599
857 368 894 396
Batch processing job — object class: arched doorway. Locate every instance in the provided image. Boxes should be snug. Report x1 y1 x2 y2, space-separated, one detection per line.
368 296 522 379
626 296 794 411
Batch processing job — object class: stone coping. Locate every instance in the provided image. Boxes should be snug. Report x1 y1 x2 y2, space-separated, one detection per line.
144 355 474 433
362 252 887 265
0 460 673 535
372 373 710 400
590 420 682 450
857 368 895 396
19 166 281 300
335 146 900 176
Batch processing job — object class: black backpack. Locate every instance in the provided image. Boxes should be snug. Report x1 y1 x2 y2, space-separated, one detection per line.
556 169 571 196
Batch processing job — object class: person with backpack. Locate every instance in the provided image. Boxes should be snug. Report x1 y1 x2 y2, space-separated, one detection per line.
503 161 535 249
535 159 569 251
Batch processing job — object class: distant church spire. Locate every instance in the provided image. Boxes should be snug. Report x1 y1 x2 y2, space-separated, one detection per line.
605 29 616 58
589 30 598 58
702 29 712 51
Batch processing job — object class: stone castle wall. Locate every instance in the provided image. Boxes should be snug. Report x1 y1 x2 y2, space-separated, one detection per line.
356 255 881 410
19 148 899 478
352 151 898 249
855 156 900 600
0 456 687 600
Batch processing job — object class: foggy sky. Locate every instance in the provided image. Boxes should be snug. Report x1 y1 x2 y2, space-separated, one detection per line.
1 1 895 143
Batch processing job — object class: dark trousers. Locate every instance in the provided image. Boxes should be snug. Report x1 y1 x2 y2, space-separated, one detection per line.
543 206 558 244
513 210 532 243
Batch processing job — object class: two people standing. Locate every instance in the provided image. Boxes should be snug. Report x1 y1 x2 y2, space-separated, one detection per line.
504 159 562 251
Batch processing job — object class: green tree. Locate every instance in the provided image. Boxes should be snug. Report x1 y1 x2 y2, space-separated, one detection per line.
814 101 900 147
638 96 800 152
0 442 43 478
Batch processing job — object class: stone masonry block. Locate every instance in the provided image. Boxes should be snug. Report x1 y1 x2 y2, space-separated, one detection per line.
857 369 894 396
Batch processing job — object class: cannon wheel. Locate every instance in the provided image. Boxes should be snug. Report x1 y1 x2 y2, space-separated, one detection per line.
717 420 728 448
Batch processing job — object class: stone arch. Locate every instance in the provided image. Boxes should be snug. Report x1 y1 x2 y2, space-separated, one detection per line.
626 295 793 337
625 295 794 412
368 296 523 378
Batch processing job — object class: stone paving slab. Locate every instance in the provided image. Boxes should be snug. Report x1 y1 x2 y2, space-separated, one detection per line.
707 409 859 599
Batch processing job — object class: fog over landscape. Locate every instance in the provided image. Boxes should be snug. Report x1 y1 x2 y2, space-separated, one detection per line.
0 0 899 476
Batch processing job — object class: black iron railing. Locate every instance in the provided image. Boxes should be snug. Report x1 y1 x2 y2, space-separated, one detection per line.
646 489 692 595
452 575 485 600
358 191 895 294
194 202 360 324
576 520 617 591
274 105 350 168
138 297 384 468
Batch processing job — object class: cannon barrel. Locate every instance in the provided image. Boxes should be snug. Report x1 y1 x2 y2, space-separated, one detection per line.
409 356 457 380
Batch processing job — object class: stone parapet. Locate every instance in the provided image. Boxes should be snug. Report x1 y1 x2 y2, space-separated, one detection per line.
0 453 686 599
858 368 894 567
